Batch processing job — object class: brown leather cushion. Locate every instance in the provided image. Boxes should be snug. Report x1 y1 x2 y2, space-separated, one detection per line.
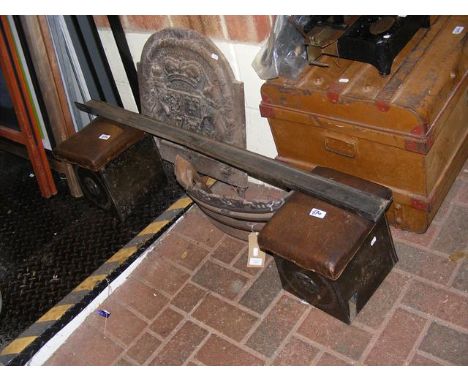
54 117 145 171
258 167 392 280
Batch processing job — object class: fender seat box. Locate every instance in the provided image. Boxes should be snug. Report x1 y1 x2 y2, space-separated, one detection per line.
260 16 468 233
258 167 397 324
54 117 166 220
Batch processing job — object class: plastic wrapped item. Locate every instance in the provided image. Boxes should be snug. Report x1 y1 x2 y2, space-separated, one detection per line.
252 15 308 80
96 309 111 318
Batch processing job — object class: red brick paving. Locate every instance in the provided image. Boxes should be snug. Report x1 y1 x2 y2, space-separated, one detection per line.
114 356 136 366
88 298 147 347
211 236 246 264
171 283 208 313
126 332 161 364
174 208 224 248
272 337 319 365
192 260 248 299
364 308 426 365
431 178 463 225
452 260 468 293
46 163 468 366
431 206 468 254
149 321 208 365
239 261 283 314
131 257 190 296
46 324 123 366
111 278 169 321
157 232 210 271
390 223 439 247
192 294 257 342
316 352 353 366
394 242 456 285
298 308 373 361
149 307 184 338
195 335 264 366
401 280 468 330
246 294 307 357
419 322 468 365
354 271 410 329
409 353 443 366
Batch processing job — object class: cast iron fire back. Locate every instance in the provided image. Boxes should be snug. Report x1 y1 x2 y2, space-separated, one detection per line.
138 28 248 188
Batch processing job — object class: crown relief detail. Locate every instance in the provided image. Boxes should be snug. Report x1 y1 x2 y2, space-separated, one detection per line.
150 59 218 101
151 57 203 88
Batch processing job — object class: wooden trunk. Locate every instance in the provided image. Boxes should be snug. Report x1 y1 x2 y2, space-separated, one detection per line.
260 16 468 233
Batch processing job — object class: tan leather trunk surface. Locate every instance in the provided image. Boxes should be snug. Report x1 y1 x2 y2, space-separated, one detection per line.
260 16 468 233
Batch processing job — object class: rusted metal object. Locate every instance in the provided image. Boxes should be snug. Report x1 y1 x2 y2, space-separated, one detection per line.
175 155 287 240
139 28 247 188
76 100 391 222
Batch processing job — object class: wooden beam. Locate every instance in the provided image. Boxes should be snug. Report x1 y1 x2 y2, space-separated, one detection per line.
0 16 56 197
0 125 25 144
20 16 83 197
76 100 391 222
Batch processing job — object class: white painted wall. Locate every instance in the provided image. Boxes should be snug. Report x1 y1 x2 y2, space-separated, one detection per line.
97 29 278 160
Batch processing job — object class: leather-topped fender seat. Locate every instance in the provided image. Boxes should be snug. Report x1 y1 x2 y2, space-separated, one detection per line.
258 167 397 323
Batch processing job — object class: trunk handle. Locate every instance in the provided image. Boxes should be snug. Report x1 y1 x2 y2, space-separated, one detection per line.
324 134 357 158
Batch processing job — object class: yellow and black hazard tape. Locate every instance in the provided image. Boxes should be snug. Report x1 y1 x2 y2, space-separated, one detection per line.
0 195 193 366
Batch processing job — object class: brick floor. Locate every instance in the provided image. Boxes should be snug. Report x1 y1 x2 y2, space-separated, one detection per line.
364 308 426 365
46 162 468 366
272 337 320 365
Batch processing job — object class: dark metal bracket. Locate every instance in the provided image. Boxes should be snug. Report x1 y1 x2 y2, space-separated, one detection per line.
107 16 140 112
